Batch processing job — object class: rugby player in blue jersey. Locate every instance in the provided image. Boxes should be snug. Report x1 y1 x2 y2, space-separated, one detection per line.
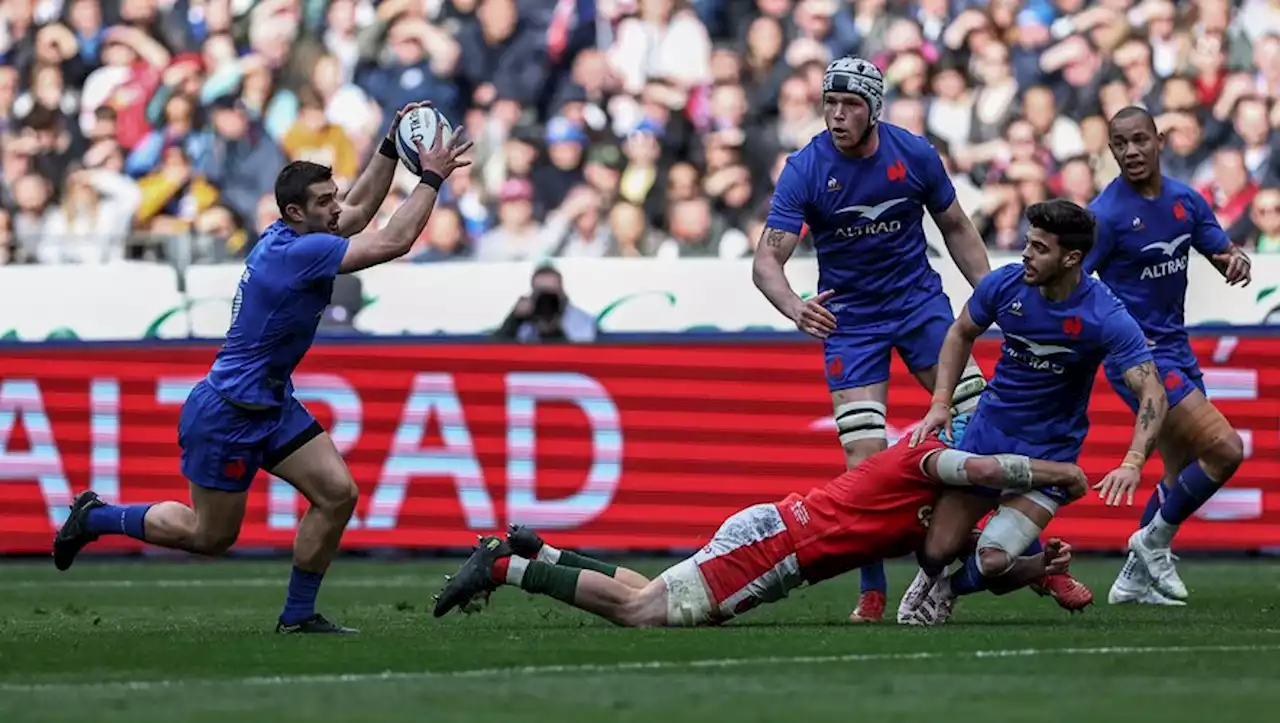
899 199 1169 625
51 104 473 634
1088 107 1251 605
753 56 994 622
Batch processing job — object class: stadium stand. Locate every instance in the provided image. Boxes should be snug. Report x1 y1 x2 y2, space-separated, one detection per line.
1 0 1278 267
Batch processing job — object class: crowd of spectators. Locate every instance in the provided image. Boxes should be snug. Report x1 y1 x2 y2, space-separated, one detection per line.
2 0 1279 266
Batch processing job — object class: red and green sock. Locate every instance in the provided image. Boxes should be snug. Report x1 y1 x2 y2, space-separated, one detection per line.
531 542 619 578
492 557 580 604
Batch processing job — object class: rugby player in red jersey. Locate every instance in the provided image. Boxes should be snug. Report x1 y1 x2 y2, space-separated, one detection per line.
432 419 1086 627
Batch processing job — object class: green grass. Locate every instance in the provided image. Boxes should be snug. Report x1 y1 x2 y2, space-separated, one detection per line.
2 558 1279 722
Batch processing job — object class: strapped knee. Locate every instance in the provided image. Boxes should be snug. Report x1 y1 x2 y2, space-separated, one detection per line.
833 400 887 448
976 507 1041 576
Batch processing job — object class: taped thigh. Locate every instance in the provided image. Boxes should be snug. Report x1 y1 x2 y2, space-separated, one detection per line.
1013 489 1061 515
659 559 715 627
1167 397 1237 461
832 400 887 447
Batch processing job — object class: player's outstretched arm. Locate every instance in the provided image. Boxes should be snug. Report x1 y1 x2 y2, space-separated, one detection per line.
336 102 432 237
911 306 986 446
930 199 991 288
924 449 1088 501
338 124 473 274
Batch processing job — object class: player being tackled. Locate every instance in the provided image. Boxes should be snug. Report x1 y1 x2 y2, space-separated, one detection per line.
752 56 994 622
1087 107 1251 605
897 199 1168 626
433 423 1088 628
52 103 473 633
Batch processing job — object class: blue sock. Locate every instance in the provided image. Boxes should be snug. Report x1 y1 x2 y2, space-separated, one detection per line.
949 554 989 597
1141 481 1171 526
85 504 152 541
281 567 324 624
1159 461 1220 525
860 561 887 594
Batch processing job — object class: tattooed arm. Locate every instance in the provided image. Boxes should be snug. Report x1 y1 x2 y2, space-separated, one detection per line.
1121 359 1168 467
1095 308 1167 506
751 226 805 322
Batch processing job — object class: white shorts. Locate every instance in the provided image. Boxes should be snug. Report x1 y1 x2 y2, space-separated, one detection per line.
659 503 803 626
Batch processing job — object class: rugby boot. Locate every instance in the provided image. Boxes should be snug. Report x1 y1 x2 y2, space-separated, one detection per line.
505 524 546 559
847 590 886 623
53 491 106 571
433 536 512 617
895 568 938 624
1106 552 1184 605
1032 572 1094 612
275 613 359 634
1127 529 1188 600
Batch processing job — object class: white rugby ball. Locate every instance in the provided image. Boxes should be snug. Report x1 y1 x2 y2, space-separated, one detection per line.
396 106 453 175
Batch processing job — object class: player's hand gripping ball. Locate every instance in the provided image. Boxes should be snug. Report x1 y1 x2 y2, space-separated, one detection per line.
396 106 454 175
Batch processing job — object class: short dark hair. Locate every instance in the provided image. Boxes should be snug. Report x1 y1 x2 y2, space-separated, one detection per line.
531 263 561 283
1109 106 1157 133
1026 199 1096 255
275 161 333 216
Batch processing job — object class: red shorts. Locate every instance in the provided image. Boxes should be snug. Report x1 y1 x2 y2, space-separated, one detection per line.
688 503 804 622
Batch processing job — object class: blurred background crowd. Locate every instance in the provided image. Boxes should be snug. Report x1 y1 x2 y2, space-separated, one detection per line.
2 0 1279 267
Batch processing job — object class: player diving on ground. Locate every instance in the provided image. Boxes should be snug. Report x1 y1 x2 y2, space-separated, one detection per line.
752 55 1002 622
896 199 1168 626
432 418 1087 628
51 103 473 634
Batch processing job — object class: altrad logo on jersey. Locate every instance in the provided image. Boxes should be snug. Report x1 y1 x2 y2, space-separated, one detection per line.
832 198 908 239
1001 333 1075 375
1140 233 1192 280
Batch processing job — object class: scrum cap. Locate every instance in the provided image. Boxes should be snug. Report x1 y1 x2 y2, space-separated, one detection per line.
823 56 885 122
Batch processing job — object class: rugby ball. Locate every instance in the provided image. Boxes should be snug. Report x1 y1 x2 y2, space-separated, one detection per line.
396 106 453 176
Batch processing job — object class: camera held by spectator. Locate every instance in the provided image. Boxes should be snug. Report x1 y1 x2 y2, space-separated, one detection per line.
494 264 598 343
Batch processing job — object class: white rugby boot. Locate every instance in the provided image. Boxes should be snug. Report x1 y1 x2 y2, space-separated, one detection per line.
895 567 937 624
1127 529 1188 600
900 573 956 626
1108 552 1186 606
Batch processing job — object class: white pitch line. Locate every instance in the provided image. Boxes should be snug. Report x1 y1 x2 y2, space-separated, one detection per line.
2 576 432 590
1 644 1277 694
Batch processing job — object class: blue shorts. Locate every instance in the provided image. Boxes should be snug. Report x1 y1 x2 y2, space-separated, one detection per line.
956 411 1075 506
823 294 954 391
177 380 323 493
1106 361 1205 414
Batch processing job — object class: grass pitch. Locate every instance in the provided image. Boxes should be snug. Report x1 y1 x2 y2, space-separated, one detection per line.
2 557 1278 722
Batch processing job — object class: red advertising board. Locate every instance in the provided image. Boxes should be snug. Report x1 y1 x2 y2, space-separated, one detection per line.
0 336 1277 555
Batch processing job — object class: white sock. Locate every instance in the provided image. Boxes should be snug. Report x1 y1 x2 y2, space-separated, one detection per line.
536 544 562 564
1144 512 1179 548
504 556 530 586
